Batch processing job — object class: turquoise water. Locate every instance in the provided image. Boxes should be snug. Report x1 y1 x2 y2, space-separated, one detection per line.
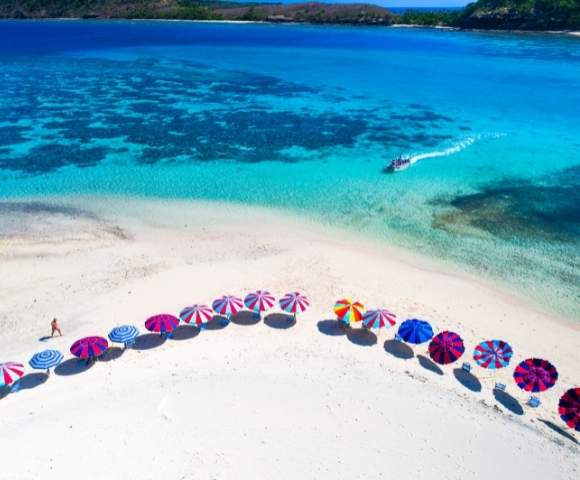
0 21 579 317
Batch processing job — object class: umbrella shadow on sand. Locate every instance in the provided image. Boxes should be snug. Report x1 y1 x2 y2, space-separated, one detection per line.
99 347 125 362
171 325 200 341
15 373 49 390
0 385 11 399
346 328 377 347
384 340 414 360
231 311 261 326
55 358 94 376
205 315 230 331
317 319 347 337
133 334 166 351
493 390 524 415
417 355 444 376
453 368 482 392
538 419 579 445
264 313 295 330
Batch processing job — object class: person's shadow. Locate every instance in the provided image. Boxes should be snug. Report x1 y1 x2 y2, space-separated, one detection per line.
453 368 482 392
384 339 414 360
38 336 53 342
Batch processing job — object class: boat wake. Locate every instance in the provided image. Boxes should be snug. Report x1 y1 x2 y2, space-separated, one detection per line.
384 133 505 173
408 136 479 165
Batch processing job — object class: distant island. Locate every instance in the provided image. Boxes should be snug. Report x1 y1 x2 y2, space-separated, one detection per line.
1 0 579 32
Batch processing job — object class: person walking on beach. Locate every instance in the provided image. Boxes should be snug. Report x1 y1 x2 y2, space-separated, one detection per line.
51 318 62 337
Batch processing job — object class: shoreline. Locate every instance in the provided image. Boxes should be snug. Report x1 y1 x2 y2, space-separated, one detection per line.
1 194 578 477
1 17 579 38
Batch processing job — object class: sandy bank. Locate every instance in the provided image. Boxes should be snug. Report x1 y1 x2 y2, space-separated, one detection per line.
0 196 578 479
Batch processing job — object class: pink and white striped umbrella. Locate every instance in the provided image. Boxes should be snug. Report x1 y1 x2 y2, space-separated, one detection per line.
0 362 25 387
279 292 310 315
180 304 213 327
362 309 397 330
244 290 275 313
212 295 244 317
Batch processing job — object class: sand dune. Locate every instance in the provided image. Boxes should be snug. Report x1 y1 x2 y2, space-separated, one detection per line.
0 196 578 479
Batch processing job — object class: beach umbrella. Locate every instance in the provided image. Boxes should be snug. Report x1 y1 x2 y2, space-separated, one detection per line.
428 331 465 365
513 358 558 393
29 350 63 371
473 340 513 369
70 336 109 360
145 314 179 335
397 318 433 344
244 290 275 313
0 362 25 387
279 292 310 317
334 298 365 325
108 325 139 345
180 304 213 327
212 295 244 318
362 309 397 330
558 388 580 431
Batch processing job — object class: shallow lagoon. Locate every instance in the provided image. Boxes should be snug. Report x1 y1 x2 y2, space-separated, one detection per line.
0 20 579 316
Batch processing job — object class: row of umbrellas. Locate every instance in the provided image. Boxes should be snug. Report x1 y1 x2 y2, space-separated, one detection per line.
1 292 578 433
1 290 309 375
332 298 579 431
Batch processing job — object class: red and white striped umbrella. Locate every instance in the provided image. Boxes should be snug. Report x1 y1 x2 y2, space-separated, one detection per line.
279 292 310 315
212 295 244 317
180 304 213 326
244 290 275 313
0 362 25 387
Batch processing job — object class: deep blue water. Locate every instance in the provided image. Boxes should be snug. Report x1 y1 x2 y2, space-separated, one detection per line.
0 20 579 316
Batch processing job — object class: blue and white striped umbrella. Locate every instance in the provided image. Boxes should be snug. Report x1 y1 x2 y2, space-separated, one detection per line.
29 350 63 370
108 325 139 344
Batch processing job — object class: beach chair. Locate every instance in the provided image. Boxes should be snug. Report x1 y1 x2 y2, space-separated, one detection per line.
394 333 403 342
125 339 136 349
461 362 471 373
527 396 541 408
493 382 506 392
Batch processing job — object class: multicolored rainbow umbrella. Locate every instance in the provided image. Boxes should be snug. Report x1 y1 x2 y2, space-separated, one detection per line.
362 309 397 330
334 299 365 325
212 295 244 318
473 340 513 369
244 290 275 313
513 358 558 393
29 350 63 371
180 304 213 327
428 331 465 365
108 325 139 344
145 314 179 334
0 362 25 387
70 336 109 360
397 319 433 344
279 292 310 316
558 387 580 431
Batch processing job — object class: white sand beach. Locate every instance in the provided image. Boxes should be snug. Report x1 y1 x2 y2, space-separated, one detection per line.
0 196 578 480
